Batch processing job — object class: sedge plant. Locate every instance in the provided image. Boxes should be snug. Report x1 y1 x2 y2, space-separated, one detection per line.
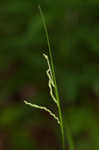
24 6 75 150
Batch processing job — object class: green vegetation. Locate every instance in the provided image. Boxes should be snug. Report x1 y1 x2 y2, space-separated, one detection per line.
0 1 99 150
25 7 66 150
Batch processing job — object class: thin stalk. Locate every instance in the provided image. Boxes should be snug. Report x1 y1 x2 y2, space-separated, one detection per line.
38 6 65 150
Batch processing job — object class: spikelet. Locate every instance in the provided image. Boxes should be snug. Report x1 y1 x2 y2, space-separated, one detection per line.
24 53 60 125
24 100 60 124
43 53 57 105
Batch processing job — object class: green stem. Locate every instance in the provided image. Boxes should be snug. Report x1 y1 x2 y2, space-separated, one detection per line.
38 6 65 150
39 6 74 150
55 87 65 150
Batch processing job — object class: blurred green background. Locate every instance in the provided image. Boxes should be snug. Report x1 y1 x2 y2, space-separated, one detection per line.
0 0 99 150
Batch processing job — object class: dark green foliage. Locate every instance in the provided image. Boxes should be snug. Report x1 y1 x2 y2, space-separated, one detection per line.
0 0 99 150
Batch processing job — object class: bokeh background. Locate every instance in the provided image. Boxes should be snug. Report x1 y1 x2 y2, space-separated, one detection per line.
0 1 99 150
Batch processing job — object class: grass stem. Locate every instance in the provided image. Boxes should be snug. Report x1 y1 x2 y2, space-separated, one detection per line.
38 6 65 150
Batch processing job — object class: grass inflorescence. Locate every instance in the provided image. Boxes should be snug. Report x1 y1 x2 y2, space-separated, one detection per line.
24 6 75 150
